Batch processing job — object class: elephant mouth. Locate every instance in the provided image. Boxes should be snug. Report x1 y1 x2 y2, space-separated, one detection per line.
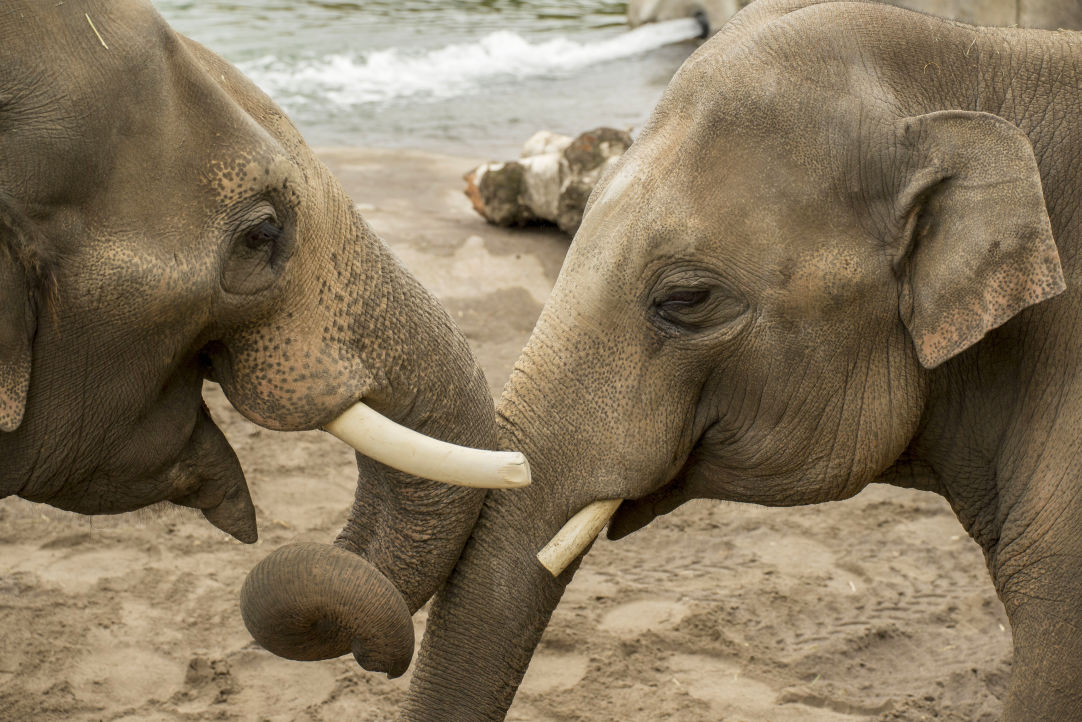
198 341 530 490
537 438 710 574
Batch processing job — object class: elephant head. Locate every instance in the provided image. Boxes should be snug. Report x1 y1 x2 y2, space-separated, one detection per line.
628 0 1082 36
397 1 1082 718
0 0 526 677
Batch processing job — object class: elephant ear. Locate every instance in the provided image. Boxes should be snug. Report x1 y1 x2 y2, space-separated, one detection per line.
0 200 38 432
890 110 1065 369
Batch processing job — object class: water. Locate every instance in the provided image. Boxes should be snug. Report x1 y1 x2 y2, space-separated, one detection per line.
154 1 700 156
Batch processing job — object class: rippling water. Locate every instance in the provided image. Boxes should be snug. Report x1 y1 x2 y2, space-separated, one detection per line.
154 1 699 155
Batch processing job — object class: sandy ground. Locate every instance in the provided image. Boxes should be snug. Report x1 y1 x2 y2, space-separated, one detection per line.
0 147 1011 721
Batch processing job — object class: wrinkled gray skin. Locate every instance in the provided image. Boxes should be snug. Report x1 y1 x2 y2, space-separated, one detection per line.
399 1 1082 719
630 0 1082 33
0 0 493 677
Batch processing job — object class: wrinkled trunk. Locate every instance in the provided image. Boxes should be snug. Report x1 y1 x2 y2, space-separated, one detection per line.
404 449 582 718
240 244 495 676
403 358 607 717
334 250 498 608
401 297 658 714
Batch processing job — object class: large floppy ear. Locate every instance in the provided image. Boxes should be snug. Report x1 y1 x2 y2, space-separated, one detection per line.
890 110 1064 369
0 200 38 432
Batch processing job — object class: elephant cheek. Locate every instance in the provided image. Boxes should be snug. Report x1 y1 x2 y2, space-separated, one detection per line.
169 404 257 544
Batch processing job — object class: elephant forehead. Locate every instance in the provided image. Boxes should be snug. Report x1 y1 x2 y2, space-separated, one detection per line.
1 2 225 205
2 1 179 102
567 136 868 323
595 130 830 240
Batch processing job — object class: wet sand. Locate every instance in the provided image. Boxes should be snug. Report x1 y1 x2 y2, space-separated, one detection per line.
0 147 1009 721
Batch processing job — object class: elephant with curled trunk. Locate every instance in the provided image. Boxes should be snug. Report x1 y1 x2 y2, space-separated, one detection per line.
350 0 1082 718
630 0 1082 35
0 0 527 678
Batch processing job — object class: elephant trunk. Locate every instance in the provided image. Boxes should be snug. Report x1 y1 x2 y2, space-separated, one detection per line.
404 380 602 719
401 294 663 715
405 477 576 718
240 247 495 674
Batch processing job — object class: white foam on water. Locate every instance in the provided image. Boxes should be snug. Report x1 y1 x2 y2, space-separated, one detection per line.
240 18 702 107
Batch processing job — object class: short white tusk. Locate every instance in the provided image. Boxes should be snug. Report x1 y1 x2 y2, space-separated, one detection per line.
537 499 623 577
324 402 531 489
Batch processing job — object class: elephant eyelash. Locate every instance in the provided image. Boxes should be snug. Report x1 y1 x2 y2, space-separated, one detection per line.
241 218 283 251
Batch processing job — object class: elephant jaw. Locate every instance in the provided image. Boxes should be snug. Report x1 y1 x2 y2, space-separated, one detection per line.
170 404 257 544
324 401 531 489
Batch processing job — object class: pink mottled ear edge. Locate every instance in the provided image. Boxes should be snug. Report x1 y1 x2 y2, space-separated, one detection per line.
0 228 37 432
904 236 1065 369
0 262 33 432
0 355 31 432
895 111 1066 369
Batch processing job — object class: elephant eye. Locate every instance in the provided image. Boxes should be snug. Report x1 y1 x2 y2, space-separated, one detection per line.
652 285 747 333
659 289 710 309
242 219 283 251
655 288 711 324
222 211 290 295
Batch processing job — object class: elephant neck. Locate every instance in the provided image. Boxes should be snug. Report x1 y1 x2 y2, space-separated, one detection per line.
0 427 44 499
902 329 1082 572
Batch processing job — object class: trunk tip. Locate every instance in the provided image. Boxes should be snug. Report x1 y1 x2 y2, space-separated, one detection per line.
352 638 411 679
239 542 414 671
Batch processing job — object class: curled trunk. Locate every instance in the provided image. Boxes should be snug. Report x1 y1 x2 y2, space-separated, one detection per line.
241 542 414 677
240 246 497 674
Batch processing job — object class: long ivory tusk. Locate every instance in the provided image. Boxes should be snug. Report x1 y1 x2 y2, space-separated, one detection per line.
324 402 531 489
537 499 623 576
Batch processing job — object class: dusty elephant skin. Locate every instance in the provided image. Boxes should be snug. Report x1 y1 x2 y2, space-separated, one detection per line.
399 1 1082 719
629 0 1082 34
0 0 499 676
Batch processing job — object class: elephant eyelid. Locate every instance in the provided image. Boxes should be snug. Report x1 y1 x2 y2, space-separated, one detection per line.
657 289 710 308
650 284 748 334
652 288 712 329
221 206 292 296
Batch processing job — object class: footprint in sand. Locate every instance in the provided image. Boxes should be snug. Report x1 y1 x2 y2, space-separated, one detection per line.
518 653 590 694
599 599 690 635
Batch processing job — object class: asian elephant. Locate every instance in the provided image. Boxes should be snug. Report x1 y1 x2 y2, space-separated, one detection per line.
629 0 1082 34
385 0 1082 719
0 0 526 678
